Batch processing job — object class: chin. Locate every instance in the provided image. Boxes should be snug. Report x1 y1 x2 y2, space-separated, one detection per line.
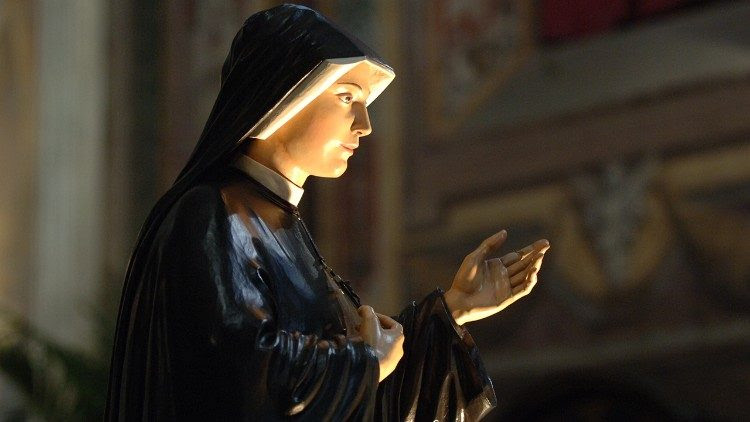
314 162 348 178
330 165 348 178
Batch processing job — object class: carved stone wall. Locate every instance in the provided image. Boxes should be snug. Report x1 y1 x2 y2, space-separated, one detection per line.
397 1 750 419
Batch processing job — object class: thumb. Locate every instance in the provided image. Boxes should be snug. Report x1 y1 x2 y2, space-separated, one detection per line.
376 314 403 334
358 306 380 338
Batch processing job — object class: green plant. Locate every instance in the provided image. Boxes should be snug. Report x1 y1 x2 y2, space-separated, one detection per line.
0 307 113 421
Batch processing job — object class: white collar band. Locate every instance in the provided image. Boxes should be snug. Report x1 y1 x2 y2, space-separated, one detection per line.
231 154 305 207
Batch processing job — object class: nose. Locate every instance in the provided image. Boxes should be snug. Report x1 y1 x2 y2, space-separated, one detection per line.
351 102 372 137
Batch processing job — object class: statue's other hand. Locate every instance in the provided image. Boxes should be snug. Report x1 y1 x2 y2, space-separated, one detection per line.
356 305 404 382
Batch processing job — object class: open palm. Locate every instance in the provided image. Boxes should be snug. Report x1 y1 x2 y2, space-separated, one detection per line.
445 231 549 325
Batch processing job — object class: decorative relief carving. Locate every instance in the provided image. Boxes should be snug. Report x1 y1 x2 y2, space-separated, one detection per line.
425 0 534 139
663 143 750 305
406 140 750 323
560 157 670 300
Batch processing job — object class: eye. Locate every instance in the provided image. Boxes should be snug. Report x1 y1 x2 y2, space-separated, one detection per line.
337 93 354 104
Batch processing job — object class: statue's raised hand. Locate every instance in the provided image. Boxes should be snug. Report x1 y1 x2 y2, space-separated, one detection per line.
444 230 549 326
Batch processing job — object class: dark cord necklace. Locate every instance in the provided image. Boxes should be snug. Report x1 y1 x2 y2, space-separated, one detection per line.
229 167 362 308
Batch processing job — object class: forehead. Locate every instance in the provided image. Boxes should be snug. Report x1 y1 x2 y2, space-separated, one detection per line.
332 62 378 96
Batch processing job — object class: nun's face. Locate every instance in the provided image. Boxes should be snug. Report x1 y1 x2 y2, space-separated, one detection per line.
267 68 372 180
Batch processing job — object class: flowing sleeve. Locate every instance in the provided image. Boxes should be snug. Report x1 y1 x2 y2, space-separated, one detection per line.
155 184 380 420
374 289 497 421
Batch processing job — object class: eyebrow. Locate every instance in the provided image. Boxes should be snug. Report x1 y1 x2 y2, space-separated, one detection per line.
337 82 371 100
337 82 364 92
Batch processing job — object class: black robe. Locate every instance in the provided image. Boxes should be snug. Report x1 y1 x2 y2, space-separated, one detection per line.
105 166 495 420
105 5 496 420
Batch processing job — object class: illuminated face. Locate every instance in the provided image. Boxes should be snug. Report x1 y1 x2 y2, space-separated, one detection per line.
265 67 373 179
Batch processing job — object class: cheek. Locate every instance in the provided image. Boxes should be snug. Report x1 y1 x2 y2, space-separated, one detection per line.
281 97 354 171
305 109 351 151
283 122 333 162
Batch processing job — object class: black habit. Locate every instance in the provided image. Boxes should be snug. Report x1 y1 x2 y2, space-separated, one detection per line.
105 5 496 421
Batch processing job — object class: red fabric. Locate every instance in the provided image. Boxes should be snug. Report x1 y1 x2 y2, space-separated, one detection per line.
540 0 630 42
540 0 691 43
635 0 688 17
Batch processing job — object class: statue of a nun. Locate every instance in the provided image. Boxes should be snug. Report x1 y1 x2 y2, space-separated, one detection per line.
105 4 549 421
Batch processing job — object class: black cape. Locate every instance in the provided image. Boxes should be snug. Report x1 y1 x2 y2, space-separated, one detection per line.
106 5 496 420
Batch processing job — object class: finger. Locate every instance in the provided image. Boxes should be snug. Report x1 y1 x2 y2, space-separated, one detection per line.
473 230 507 260
511 254 543 294
512 244 536 261
357 305 374 317
507 247 545 277
506 252 534 277
512 283 530 296
509 269 526 287
359 305 378 321
383 322 404 337
376 314 402 333
509 252 544 286
512 275 536 296
514 239 550 261
500 251 521 267
529 251 545 274
357 306 380 337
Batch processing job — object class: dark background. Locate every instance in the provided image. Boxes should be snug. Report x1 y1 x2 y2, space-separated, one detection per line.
1 0 748 420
